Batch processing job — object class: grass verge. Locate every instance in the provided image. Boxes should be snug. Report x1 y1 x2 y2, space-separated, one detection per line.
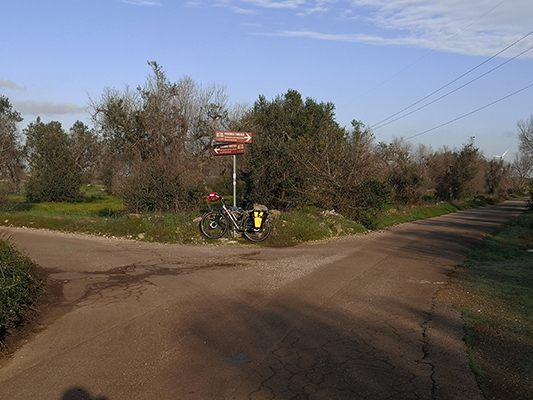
452 209 533 400
0 187 369 246
0 186 498 246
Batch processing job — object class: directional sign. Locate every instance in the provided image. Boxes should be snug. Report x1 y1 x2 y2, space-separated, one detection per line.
215 131 253 144
213 143 245 156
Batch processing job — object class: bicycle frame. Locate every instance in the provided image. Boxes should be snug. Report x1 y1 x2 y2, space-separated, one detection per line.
219 200 246 233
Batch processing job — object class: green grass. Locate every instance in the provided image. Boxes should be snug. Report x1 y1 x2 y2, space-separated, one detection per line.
0 186 370 246
267 208 367 246
374 196 498 229
0 187 508 246
375 202 459 228
458 209 533 400
0 240 41 344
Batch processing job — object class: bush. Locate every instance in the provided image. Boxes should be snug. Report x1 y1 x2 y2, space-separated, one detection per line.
24 118 82 203
116 162 204 213
0 240 40 341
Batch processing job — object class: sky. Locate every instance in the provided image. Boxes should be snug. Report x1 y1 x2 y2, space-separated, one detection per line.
1 0 532 159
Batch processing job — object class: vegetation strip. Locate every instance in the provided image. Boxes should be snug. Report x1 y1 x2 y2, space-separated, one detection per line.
446 209 533 400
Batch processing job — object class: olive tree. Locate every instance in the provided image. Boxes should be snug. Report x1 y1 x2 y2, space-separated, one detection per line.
0 96 24 192
90 61 230 212
24 118 82 202
433 138 482 201
69 120 101 183
243 90 347 210
242 91 389 226
378 137 424 205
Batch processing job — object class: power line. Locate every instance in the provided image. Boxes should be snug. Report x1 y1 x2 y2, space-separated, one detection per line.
372 28 533 129
341 0 507 108
372 43 533 130
405 83 533 140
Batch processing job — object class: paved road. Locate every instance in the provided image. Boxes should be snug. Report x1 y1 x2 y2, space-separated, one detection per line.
0 199 528 400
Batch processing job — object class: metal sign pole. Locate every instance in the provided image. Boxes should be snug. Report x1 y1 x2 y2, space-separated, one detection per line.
232 154 237 238
233 154 237 208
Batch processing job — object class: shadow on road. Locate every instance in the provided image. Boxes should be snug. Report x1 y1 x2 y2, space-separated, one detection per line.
61 386 109 400
182 287 479 399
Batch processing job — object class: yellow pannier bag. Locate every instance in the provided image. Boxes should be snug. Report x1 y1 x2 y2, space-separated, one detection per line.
254 211 264 228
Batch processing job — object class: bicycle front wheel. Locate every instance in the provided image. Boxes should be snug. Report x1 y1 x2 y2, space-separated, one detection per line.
243 215 272 242
199 211 229 239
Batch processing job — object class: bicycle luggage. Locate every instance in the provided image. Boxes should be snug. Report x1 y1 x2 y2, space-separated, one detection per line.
207 192 219 202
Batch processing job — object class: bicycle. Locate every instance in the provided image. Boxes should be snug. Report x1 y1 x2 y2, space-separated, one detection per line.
199 192 272 242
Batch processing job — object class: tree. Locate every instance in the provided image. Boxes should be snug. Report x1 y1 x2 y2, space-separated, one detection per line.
90 62 229 212
0 96 24 192
24 118 82 202
434 138 482 201
242 91 389 226
485 158 511 199
69 121 101 183
518 115 533 159
513 115 533 191
379 138 424 205
243 90 348 210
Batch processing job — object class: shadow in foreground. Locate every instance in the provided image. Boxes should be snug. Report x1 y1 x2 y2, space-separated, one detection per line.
61 386 109 400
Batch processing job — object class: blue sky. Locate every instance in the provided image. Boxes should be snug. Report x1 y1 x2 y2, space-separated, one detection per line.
1 0 532 159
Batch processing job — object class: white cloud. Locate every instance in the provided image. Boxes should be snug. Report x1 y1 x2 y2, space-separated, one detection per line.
12 101 86 116
120 0 162 6
245 0 306 8
0 79 26 91
221 0 533 57
234 6 261 14
217 0 306 9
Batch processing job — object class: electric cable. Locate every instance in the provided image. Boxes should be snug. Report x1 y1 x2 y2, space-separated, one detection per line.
341 0 507 108
372 43 533 130
405 83 533 140
372 28 533 129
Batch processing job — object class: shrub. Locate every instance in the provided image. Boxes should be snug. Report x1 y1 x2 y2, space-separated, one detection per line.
0 240 40 341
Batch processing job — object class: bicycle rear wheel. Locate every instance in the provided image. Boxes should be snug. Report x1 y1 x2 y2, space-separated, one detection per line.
243 214 272 242
199 211 229 239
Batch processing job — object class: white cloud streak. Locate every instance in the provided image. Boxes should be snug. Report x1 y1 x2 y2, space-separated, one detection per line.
12 101 86 116
220 0 533 57
120 0 162 6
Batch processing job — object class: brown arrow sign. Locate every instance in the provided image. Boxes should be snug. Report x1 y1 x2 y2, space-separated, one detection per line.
213 143 245 156
215 131 253 144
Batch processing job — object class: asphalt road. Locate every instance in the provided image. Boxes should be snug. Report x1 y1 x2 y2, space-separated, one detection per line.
0 198 528 400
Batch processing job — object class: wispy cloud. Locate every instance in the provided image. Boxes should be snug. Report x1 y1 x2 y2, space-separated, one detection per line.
220 0 533 57
234 6 261 14
13 101 86 116
248 0 306 8
0 79 26 91
217 0 306 9
120 0 162 6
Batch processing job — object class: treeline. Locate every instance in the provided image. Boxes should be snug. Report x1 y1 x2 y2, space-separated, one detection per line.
1 62 531 227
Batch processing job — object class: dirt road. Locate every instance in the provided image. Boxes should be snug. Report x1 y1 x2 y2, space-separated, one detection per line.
0 199 527 400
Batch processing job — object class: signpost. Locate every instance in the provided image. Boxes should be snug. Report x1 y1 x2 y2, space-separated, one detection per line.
215 131 252 144
213 132 253 208
213 143 245 156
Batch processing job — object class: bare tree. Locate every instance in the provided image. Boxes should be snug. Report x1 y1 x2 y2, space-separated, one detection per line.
512 115 533 193
90 62 230 212
518 116 533 158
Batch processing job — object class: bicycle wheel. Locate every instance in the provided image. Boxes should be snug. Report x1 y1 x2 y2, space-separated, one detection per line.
243 214 272 242
199 211 229 239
